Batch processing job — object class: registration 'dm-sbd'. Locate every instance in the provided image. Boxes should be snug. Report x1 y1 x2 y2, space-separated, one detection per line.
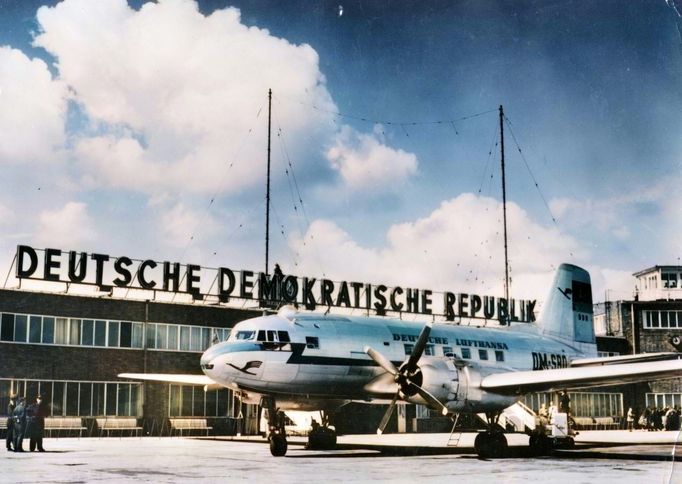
120 264 682 457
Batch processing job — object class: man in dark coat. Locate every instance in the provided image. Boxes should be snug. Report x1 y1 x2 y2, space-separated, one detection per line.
12 397 26 452
26 395 46 452
6 394 16 451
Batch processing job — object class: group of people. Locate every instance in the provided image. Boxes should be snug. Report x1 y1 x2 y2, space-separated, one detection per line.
6 394 47 452
629 406 681 431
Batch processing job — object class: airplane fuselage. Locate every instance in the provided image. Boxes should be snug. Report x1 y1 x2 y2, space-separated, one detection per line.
199 311 596 412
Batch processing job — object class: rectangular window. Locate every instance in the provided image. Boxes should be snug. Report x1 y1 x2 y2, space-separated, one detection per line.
156 324 168 350
193 387 204 416
79 383 92 417
69 319 81 345
29 316 42 343
1 313 14 341
108 321 119 347
190 326 202 351
55 317 68 344
182 386 193 417
424 345 434 356
168 325 178 350
669 312 678 328
661 312 670 328
202 327 210 350
478 349 488 360
461 347 471 359
66 382 79 415
94 320 106 346
404 344 414 355
118 384 131 416
495 350 505 362
52 381 64 416
146 323 156 349
42 317 54 344
93 383 105 416
179 326 190 351
443 346 453 357
132 323 143 348
306 336 320 349
120 322 132 348
82 319 94 346
651 311 660 328
170 385 181 416
105 383 117 416
277 331 290 343
14 314 28 342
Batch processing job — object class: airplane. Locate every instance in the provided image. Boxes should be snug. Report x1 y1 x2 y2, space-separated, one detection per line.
120 264 682 457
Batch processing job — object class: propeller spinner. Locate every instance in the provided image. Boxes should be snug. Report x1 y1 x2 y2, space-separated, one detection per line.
364 322 448 435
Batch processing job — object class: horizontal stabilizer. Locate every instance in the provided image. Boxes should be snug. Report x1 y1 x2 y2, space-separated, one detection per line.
118 373 215 386
571 352 681 367
481 358 682 395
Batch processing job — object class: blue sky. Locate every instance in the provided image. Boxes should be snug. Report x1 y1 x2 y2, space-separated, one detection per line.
0 0 680 304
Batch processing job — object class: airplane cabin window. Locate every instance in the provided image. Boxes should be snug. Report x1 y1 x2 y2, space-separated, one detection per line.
479 349 488 360
495 350 505 362
306 336 319 349
461 348 471 359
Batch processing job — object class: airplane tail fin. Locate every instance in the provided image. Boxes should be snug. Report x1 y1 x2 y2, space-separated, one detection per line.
537 264 595 346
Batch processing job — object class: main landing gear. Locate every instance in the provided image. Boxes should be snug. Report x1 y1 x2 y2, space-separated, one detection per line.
474 412 508 459
262 397 288 457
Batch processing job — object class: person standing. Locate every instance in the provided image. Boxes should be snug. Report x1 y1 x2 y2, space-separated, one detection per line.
25 395 46 452
626 407 634 431
6 394 16 451
12 396 26 452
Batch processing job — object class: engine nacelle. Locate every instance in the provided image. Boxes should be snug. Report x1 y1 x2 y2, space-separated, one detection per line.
405 358 517 413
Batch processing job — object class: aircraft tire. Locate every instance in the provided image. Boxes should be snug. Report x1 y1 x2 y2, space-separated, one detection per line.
528 432 550 455
474 431 507 459
269 434 288 457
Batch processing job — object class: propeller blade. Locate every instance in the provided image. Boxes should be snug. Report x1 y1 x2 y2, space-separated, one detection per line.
364 346 398 375
412 383 449 416
377 393 399 435
363 372 399 395
405 322 433 371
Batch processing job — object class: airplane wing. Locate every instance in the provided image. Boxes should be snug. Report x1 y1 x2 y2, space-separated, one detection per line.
118 373 216 386
570 352 681 367
480 358 682 395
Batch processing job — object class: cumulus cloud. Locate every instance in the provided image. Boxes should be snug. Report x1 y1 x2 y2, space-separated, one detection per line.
157 202 219 250
290 193 584 301
327 125 418 189
34 0 337 194
36 201 96 247
0 47 67 164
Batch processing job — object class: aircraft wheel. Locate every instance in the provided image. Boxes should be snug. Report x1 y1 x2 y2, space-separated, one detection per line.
529 432 550 455
475 431 507 459
269 434 288 457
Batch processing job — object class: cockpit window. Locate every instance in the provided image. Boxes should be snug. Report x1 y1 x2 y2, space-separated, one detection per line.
256 330 290 343
235 331 256 340
277 331 290 343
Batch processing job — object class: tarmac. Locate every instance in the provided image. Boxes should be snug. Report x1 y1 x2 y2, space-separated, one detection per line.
4 430 682 483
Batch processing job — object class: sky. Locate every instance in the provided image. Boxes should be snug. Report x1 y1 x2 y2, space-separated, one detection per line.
0 0 680 308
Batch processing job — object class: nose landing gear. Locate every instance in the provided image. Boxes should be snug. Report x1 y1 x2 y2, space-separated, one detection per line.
262 397 288 457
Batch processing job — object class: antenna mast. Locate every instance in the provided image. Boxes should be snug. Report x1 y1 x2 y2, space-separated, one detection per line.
499 105 510 323
265 89 272 276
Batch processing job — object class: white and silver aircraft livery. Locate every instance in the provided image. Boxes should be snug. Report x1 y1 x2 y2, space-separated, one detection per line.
120 264 682 457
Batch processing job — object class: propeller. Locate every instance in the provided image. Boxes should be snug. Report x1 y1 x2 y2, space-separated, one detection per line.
365 322 448 435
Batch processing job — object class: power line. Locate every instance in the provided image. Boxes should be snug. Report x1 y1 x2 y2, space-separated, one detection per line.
503 115 558 226
275 94 496 128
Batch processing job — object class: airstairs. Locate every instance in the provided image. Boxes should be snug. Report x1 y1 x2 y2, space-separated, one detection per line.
477 401 538 433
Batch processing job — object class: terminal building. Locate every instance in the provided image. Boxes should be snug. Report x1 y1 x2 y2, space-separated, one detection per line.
1 245 679 435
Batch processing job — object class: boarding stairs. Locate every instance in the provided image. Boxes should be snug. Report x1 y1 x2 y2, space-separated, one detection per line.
477 401 538 433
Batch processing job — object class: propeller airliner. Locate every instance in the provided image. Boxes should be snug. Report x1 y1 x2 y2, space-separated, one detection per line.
120 264 682 457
